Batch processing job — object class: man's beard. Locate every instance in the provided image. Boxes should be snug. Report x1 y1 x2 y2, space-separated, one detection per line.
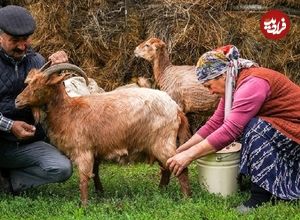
12 48 26 60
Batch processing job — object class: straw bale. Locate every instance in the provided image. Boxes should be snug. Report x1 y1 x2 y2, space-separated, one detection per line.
3 0 299 88
1 0 299 89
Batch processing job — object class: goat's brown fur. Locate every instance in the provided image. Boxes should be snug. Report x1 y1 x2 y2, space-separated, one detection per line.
15 70 192 206
134 37 219 115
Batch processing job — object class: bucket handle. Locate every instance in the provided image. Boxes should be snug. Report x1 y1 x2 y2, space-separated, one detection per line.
216 153 237 162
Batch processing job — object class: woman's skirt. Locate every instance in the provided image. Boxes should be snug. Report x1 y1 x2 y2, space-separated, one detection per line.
240 117 300 200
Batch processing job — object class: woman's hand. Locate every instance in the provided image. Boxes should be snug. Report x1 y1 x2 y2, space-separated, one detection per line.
48 50 68 65
166 150 194 176
167 139 216 176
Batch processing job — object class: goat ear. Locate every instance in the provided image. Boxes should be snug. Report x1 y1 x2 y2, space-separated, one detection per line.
45 73 68 85
25 69 40 84
155 41 166 51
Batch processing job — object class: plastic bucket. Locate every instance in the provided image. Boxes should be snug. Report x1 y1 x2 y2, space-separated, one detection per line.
196 143 241 196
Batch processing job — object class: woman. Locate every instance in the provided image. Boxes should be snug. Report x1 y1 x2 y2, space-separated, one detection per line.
166 45 300 212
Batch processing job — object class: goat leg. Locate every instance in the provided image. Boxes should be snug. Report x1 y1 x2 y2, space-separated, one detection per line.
79 172 90 207
159 164 171 188
93 158 104 194
76 153 94 206
177 167 192 197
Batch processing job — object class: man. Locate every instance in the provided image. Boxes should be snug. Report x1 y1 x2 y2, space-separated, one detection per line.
0 5 72 195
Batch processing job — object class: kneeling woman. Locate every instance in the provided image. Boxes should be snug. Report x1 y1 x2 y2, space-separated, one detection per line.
167 45 300 212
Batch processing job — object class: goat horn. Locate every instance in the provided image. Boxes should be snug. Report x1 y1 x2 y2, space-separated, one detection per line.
43 63 89 85
39 60 52 72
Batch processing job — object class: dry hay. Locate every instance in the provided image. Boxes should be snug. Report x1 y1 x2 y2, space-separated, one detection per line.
2 0 299 88
1 0 300 129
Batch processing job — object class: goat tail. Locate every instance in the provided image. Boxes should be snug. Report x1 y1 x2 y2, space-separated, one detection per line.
177 110 192 146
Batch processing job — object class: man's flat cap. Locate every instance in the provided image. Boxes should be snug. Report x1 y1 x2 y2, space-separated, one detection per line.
0 5 36 36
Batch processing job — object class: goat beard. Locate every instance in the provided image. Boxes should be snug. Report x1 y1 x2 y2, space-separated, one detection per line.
31 107 41 125
31 107 48 125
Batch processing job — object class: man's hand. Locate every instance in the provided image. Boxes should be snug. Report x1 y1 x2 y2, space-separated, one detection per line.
48 50 68 65
11 121 36 140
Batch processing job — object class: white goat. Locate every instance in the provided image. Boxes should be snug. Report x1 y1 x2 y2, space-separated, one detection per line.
15 63 191 206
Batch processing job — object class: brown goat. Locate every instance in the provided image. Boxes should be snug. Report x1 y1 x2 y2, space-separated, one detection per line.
134 38 220 129
15 64 192 206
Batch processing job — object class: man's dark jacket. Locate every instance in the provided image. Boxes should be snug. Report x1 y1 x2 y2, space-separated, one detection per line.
0 48 46 143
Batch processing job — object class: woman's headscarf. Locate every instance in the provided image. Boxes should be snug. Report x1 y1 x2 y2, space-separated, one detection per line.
196 45 258 118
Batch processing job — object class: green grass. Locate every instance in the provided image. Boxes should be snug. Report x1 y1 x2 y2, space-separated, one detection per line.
0 162 299 220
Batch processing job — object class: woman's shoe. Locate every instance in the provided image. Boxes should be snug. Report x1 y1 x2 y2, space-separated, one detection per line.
235 182 273 213
235 204 253 214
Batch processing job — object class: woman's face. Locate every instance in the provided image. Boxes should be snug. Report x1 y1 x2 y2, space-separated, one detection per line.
202 74 226 96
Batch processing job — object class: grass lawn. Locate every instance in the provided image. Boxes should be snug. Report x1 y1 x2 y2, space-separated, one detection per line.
0 162 299 220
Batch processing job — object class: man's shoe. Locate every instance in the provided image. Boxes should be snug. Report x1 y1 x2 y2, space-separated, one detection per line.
0 170 13 194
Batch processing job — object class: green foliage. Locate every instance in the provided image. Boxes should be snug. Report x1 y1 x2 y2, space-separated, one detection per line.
0 162 298 220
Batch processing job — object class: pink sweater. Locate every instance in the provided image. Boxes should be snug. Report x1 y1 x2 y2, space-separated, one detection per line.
197 76 271 151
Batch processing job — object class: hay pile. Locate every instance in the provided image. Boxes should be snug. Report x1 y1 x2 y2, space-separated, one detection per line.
1 0 299 131
3 0 299 90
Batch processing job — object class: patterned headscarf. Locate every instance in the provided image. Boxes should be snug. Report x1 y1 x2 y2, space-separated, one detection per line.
196 45 257 83
196 45 258 119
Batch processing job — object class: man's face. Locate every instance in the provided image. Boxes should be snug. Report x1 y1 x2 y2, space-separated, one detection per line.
0 32 31 60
